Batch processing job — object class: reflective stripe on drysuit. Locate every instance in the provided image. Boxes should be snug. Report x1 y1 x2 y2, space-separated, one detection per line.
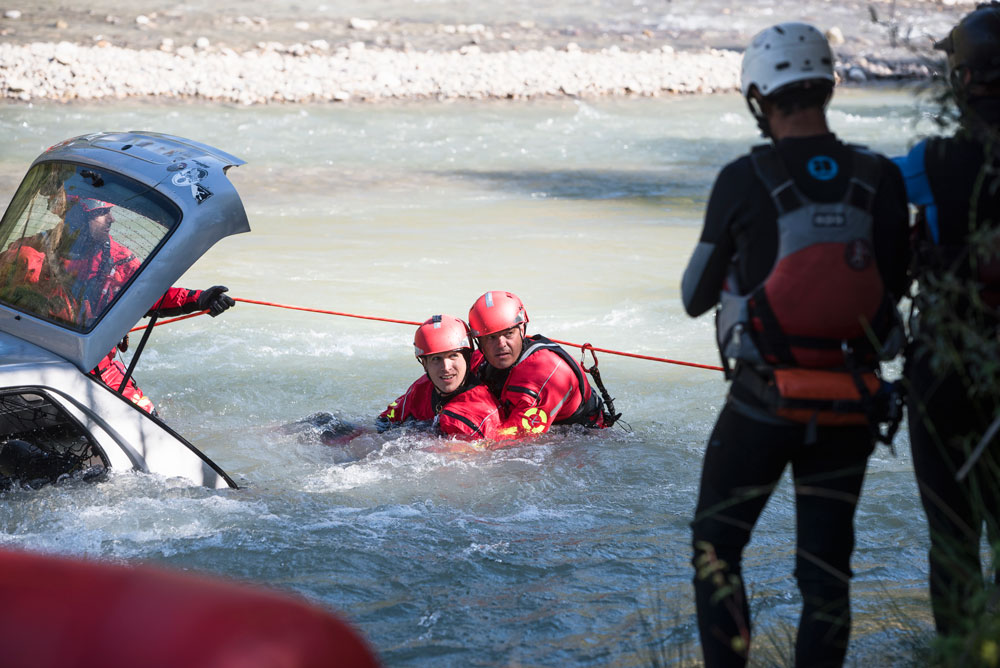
378 374 502 440
716 145 901 371
476 334 605 440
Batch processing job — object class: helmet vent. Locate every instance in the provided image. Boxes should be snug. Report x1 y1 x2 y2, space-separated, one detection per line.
776 61 790 70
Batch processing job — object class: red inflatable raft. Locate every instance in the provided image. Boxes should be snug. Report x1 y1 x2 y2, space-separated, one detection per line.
0 547 380 668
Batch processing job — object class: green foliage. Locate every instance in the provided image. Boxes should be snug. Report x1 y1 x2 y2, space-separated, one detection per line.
907 54 1000 668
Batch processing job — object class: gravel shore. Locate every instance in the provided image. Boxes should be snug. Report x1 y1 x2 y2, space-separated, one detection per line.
0 0 976 104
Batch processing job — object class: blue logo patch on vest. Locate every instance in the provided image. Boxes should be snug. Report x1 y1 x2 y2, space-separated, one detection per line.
807 155 838 181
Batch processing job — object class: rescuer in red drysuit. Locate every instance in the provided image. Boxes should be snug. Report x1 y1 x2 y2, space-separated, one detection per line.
0 197 235 414
467 291 608 442
378 314 502 443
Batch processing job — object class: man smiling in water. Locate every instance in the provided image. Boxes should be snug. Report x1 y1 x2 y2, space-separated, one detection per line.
378 314 502 441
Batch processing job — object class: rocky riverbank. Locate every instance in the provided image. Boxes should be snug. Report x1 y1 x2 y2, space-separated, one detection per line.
0 0 974 104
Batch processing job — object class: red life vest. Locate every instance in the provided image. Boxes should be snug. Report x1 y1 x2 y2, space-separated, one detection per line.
717 145 902 371
712 146 907 431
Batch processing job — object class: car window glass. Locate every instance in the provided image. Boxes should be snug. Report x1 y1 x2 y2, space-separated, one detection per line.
0 161 180 331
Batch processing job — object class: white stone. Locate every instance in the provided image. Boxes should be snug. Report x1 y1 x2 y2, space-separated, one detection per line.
826 27 845 46
135 15 150 26
195 37 210 49
349 17 378 31
3 9 21 20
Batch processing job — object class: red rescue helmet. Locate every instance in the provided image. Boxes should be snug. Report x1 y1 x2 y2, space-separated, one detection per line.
468 291 529 338
413 314 474 359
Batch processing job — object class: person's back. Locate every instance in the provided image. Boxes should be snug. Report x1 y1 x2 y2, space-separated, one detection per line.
681 22 909 667
893 1 1000 638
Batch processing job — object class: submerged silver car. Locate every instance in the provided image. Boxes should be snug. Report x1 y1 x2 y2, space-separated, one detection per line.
0 132 250 490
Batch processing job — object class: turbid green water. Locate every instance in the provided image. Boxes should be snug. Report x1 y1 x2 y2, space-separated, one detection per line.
0 88 943 665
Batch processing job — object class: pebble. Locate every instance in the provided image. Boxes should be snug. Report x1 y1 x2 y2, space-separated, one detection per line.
349 18 378 31
3 9 21 20
0 34 936 105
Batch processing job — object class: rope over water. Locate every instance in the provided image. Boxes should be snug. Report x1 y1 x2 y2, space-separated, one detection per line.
130 296 724 372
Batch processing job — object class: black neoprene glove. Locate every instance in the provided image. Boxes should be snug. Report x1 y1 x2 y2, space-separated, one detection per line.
197 285 235 317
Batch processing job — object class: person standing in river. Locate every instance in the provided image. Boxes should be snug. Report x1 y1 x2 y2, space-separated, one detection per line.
893 2 1000 640
680 22 910 666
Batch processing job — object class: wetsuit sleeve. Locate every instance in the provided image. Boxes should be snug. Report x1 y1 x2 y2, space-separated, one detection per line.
145 287 203 317
681 161 744 317
491 351 580 442
874 154 912 301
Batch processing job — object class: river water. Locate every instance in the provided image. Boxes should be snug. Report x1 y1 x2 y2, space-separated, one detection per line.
0 88 941 665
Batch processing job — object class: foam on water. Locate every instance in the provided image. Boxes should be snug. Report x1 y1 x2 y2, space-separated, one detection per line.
0 88 941 664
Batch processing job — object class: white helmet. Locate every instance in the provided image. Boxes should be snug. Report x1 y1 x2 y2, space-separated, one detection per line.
740 22 835 99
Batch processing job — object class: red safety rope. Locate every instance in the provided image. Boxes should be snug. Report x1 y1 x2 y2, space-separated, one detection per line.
131 297 724 372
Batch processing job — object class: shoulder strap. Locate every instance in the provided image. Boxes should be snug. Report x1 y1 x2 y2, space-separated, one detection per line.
844 148 881 213
750 145 802 215
519 335 603 424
